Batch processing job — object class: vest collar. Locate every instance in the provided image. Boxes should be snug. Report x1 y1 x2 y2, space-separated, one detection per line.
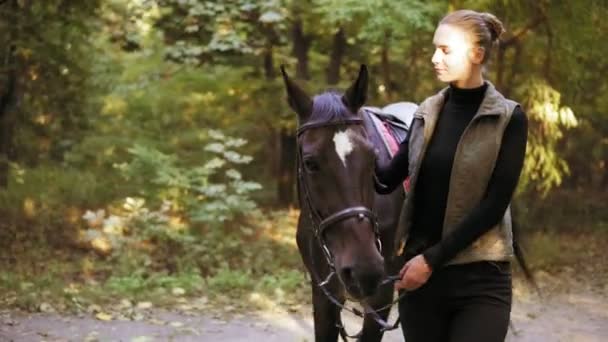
418 81 507 121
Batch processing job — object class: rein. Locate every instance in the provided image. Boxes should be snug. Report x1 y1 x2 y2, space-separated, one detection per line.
296 117 405 340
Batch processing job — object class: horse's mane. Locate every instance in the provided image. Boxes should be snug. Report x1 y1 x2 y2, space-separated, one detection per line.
310 91 353 122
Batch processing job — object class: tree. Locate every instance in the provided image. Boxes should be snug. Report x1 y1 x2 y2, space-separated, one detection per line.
0 0 103 180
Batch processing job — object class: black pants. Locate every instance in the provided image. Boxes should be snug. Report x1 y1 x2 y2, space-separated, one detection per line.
398 261 512 342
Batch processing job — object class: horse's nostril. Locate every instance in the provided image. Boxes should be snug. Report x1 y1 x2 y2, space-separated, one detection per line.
360 272 383 296
341 267 355 284
340 264 385 297
356 264 385 295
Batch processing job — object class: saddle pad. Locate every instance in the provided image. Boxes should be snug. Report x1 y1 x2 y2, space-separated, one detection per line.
366 109 411 192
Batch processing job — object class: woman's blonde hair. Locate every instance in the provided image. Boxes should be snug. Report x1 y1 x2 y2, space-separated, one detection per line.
440 10 505 64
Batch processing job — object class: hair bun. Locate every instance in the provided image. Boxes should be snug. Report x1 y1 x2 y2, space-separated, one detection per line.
480 12 505 42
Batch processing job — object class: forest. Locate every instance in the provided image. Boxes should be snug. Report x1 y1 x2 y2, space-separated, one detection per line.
0 1 606 340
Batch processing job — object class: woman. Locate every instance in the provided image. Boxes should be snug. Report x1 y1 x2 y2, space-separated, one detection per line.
375 10 528 342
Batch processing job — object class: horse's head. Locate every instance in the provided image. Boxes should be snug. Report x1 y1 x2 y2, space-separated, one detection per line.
281 65 385 299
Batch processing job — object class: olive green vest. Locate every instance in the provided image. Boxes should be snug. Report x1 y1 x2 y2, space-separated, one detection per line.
394 81 518 265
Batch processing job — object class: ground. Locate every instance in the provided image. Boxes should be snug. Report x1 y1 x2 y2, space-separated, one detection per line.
2 282 607 342
2 220 607 342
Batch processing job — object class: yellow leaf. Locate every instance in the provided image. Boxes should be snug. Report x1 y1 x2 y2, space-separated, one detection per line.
95 312 113 321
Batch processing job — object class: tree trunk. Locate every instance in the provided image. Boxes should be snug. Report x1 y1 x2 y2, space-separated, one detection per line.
601 157 608 191
0 0 19 188
0 55 16 188
326 27 345 85
399 35 424 100
292 19 311 80
504 42 523 99
277 127 297 206
262 42 280 205
263 45 275 80
276 19 312 207
380 32 393 102
495 44 506 91
543 22 553 84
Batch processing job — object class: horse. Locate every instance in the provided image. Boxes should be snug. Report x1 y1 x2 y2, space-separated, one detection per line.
281 64 409 342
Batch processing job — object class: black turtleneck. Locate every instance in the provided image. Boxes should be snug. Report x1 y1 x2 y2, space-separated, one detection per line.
375 82 528 269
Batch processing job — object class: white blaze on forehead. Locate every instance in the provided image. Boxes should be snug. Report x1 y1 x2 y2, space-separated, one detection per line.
333 129 355 167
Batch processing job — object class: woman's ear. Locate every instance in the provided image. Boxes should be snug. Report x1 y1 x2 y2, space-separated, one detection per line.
470 46 485 65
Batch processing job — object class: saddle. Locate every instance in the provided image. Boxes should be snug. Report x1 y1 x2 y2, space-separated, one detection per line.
364 102 418 192
364 102 416 144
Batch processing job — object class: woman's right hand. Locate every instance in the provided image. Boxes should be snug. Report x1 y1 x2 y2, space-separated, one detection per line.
394 254 433 291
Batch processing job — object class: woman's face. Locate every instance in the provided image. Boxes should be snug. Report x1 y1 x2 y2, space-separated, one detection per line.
431 24 482 84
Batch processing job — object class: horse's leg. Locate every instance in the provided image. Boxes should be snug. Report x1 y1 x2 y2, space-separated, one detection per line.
312 283 342 342
357 286 394 342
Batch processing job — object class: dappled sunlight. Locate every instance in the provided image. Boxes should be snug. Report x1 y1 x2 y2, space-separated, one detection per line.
256 208 300 249
0 1 606 340
168 216 186 230
64 206 82 225
22 198 36 218
247 291 304 313
517 79 580 194
101 95 128 117
34 113 52 125
186 91 216 104
522 79 578 127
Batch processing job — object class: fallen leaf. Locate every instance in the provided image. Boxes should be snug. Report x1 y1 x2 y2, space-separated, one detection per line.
39 303 55 313
177 304 193 311
95 312 113 321
179 327 201 335
131 337 153 342
120 299 133 309
172 287 186 296
148 318 165 326
137 302 153 310
169 321 184 328
288 304 301 313
84 331 100 342
132 313 145 321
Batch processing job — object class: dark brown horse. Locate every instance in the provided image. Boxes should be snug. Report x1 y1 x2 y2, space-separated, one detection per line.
281 65 406 342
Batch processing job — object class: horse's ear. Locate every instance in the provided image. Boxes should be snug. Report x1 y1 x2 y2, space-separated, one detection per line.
280 65 313 121
342 64 368 114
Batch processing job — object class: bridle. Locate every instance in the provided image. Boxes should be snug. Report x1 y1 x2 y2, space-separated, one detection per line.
297 118 382 267
296 117 404 340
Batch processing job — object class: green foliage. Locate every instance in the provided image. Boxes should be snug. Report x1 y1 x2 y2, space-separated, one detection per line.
118 129 262 227
257 270 306 293
1 0 607 314
206 267 254 293
0 0 106 162
0 164 122 247
0 208 306 311
315 0 441 41
0 164 118 209
516 78 578 195
105 272 204 298
206 267 306 296
154 0 287 64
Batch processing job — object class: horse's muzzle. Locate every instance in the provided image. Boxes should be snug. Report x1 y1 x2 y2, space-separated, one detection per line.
339 259 386 299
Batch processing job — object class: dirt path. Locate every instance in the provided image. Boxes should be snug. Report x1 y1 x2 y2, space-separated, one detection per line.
1 289 607 342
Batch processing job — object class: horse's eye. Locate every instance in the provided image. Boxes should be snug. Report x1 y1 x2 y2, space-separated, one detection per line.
303 158 320 173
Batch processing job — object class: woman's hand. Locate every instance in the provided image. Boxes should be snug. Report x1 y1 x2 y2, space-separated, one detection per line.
394 254 433 291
